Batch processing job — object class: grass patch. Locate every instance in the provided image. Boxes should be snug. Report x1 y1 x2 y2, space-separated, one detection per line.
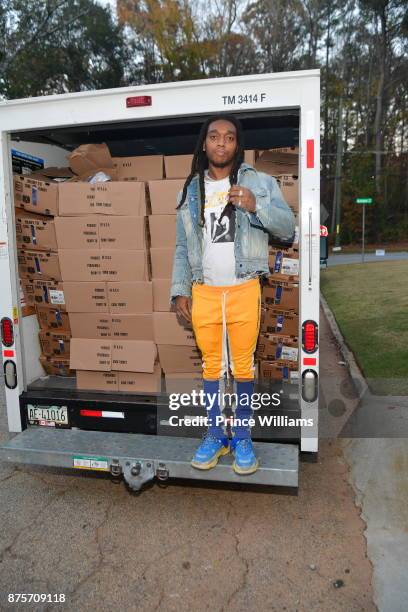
320 260 408 395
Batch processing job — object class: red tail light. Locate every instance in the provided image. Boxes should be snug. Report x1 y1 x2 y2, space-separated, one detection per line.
126 96 152 108
302 320 318 353
1 317 14 347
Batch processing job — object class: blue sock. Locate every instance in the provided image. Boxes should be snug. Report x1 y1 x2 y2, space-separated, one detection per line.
232 380 254 442
203 379 226 440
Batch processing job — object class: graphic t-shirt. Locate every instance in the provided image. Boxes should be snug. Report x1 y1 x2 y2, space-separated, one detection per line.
202 170 247 286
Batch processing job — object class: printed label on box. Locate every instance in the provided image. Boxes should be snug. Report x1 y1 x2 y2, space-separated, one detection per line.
281 346 299 361
49 289 65 305
282 258 299 275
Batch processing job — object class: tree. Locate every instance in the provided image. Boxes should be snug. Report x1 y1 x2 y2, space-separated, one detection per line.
0 0 132 99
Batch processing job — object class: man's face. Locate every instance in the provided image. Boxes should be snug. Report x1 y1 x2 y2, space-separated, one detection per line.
203 119 238 168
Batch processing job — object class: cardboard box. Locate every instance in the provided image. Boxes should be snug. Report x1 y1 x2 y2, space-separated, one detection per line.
148 215 176 248
69 314 154 340
260 308 299 337
40 355 74 376
165 372 203 394
39 330 71 357
256 334 299 362
275 175 299 210
13 174 59 216
244 150 257 165
148 179 185 215
69 313 111 338
58 249 149 282
268 247 299 278
31 167 74 180
158 345 202 372
99 216 148 250
255 151 299 176
15 210 58 251
112 340 157 372
268 146 299 156
58 182 146 216
107 281 153 314
118 364 162 393
164 155 193 179
150 247 175 279
21 278 66 310
152 279 172 312
18 250 61 280
54 217 99 249
111 314 154 340
76 370 119 392
112 155 163 181
70 338 112 371
153 312 196 346
36 306 71 332
63 282 108 313
56 216 148 251
261 279 299 312
259 360 298 383
68 143 114 176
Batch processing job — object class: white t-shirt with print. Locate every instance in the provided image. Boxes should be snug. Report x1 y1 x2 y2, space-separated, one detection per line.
202 170 247 286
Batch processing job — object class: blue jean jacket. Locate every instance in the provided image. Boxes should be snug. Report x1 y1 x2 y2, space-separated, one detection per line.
169 162 296 307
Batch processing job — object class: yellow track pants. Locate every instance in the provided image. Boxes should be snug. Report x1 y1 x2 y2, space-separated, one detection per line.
191 278 261 381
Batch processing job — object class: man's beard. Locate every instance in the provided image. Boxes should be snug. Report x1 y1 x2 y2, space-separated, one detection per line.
210 156 235 168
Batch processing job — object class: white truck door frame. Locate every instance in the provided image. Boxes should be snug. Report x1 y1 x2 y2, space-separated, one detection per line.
0 70 320 448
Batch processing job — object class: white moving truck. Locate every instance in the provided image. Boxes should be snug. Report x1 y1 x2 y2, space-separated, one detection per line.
0 69 320 490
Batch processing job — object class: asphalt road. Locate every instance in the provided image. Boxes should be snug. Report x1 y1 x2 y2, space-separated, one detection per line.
0 309 376 612
327 251 408 266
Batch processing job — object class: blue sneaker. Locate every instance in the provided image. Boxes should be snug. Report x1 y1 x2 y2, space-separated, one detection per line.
231 438 259 475
191 432 230 470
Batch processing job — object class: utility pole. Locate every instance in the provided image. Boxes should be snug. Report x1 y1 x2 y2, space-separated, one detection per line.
331 95 343 248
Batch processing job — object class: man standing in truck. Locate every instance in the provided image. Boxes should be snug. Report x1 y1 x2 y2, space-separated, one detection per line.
170 114 295 475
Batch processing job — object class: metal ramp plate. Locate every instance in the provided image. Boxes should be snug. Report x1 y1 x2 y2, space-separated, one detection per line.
0 428 299 488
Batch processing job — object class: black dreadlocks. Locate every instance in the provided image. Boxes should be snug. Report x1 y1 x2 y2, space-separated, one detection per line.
175 114 245 227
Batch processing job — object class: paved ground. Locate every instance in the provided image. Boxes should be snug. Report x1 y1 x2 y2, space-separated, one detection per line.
327 251 408 266
0 307 384 612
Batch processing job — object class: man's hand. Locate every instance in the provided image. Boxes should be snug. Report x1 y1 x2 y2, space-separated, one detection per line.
228 185 256 213
175 295 192 324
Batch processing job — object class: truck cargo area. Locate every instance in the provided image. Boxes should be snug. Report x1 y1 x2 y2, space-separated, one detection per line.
12 108 300 421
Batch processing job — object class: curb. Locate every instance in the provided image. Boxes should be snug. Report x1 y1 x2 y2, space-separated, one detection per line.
320 292 368 400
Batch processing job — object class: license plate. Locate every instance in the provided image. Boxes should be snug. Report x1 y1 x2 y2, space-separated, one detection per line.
27 404 69 426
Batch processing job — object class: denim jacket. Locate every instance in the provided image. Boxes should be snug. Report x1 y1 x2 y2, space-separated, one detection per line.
169 162 296 307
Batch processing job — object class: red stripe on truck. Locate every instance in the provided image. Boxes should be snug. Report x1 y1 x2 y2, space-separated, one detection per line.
303 357 316 366
306 139 314 168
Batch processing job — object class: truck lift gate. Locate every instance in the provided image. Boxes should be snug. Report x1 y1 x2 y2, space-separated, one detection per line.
0 69 321 489
0 429 299 490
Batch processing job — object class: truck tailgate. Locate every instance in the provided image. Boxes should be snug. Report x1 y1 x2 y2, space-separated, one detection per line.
0 428 299 487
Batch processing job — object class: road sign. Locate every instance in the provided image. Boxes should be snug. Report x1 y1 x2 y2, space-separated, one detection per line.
320 225 328 237
355 197 373 204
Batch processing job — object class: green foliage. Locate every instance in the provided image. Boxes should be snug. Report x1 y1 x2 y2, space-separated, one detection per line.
0 0 133 98
1 0 407 244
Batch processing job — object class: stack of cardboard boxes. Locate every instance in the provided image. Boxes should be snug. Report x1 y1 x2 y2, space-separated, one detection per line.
148 154 204 394
61 146 162 392
255 147 300 384
15 167 74 376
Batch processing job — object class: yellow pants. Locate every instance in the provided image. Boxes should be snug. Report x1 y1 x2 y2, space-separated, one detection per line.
191 278 261 381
